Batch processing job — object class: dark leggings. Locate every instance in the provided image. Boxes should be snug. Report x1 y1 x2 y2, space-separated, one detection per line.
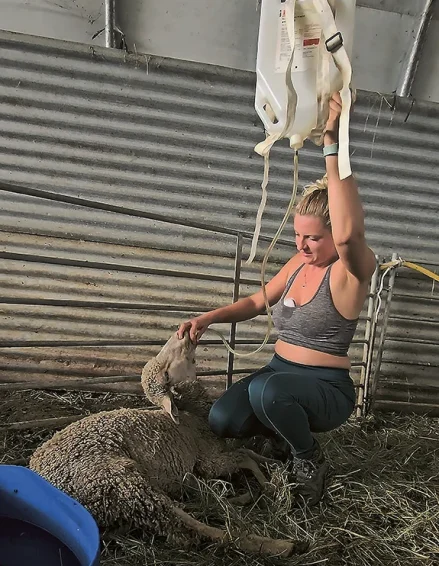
209 353 356 459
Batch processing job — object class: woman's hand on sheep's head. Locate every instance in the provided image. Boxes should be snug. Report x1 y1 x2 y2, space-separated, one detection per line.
178 316 210 344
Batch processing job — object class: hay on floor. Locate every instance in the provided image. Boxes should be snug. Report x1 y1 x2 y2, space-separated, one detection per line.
0 389 438 566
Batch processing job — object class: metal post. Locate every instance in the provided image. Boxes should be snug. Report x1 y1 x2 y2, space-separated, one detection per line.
368 252 399 411
226 234 243 388
356 257 380 417
105 0 116 48
361 260 383 416
396 0 435 97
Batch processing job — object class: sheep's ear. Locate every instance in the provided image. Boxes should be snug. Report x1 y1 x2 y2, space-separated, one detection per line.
161 394 179 424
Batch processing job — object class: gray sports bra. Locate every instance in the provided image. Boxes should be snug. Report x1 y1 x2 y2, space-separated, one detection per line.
271 264 358 357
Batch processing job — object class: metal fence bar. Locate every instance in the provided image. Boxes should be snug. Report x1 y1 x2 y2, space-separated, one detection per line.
0 338 366 349
372 399 439 415
0 251 239 283
0 181 292 246
384 337 439 346
379 360 439 369
362 289 381 415
0 368 264 391
368 252 399 412
356 257 380 417
392 292 439 302
0 339 280 348
0 250 273 287
227 234 243 389
0 299 220 311
388 314 439 324
0 363 367 391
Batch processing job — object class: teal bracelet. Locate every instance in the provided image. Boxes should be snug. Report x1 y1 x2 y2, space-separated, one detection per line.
323 143 339 157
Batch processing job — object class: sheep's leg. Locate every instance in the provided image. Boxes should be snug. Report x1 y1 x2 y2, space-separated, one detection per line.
227 449 281 506
235 452 269 489
227 492 255 506
237 448 283 466
172 506 298 556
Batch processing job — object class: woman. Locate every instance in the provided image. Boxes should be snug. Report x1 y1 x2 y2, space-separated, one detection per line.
178 94 376 505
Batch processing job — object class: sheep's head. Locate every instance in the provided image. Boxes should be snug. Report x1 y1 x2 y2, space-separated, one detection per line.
142 370 180 423
156 331 197 385
141 331 197 424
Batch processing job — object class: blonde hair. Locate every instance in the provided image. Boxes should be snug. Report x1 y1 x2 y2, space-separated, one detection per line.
295 174 330 228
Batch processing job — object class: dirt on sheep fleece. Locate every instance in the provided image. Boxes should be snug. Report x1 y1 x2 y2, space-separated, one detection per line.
0 388 438 566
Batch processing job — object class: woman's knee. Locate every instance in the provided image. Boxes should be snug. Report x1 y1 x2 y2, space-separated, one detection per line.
209 367 275 438
250 373 301 416
247 373 270 410
208 400 231 438
248 373 284 424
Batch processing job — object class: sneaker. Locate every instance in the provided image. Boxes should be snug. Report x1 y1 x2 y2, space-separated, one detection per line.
289 443 329 505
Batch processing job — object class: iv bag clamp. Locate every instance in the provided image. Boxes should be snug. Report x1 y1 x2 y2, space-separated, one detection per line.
325 31 343 53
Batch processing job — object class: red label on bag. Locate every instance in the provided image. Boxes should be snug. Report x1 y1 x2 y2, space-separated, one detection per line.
303 38 320 46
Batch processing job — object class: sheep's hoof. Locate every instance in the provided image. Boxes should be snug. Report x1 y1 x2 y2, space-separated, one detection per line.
228 482 275 507
227 491 255 506
234 533 307 557
172 505 306 557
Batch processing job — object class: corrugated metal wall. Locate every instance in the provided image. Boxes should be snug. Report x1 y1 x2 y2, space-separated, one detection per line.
0 31 438 407
374 264 439 415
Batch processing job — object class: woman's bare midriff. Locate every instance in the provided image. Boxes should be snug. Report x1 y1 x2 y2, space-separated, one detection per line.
275 339 351 370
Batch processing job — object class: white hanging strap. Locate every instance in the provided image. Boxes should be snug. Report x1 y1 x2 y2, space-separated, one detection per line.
254 131 280 157
246 152 269 264
312 0 353 180
309 29 331 146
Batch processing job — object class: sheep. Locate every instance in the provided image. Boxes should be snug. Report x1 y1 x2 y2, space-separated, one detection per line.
29 332 301 556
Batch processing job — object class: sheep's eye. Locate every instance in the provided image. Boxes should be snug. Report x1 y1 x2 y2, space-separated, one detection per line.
164 371 170 382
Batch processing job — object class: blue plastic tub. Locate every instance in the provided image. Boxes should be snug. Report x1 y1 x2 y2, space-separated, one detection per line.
0 465 100 566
